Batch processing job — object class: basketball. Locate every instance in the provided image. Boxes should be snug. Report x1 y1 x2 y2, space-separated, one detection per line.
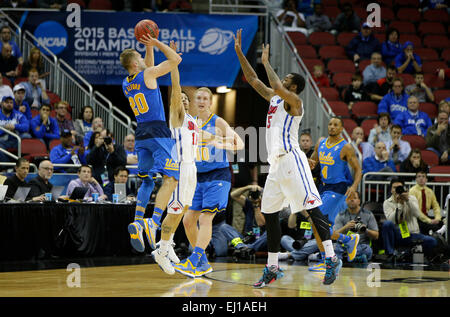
134 19 159 42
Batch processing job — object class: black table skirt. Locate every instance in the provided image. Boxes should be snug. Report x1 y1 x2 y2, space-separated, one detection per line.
0 202 155 261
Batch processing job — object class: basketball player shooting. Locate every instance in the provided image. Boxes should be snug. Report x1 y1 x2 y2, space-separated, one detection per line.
234 29 341 287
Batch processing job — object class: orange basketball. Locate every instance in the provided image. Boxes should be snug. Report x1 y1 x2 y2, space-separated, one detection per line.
134 19 159 42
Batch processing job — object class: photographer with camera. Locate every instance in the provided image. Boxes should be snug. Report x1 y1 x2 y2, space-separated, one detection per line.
230 184 265 235
86 128 127 186
333 191 379 262
381 178 437 262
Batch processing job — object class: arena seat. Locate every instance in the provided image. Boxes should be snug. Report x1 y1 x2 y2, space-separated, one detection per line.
287 32 307 45
328 101 350 117
361 118 377 139
430 166 450 182
295 45 318 59
337 32 356 47
352 102 378 117
420 150 439 167
327 59 355 73
323 6 340 20
423 35 449 49
422 61 447 74
419 102 438 119
389 21 416 34
396 7 421 22
49 139 61 151
423 9 449 23
398 73 414 86
418 22 446 36
319 87 340 101
21 139 48 162
424 73 445 89
87 0 112 10
399 34 422 48
414 48 439 61
308 32 336 46
342 118 357 136
441 48 450 61
2 77 12 87
319 45 347 60
332 73 353 89
402 135 426 150
434 90 450 104
302 58 324 73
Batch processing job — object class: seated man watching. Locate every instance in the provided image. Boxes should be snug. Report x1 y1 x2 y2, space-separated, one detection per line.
26 160 54 202
103 166 135 202
3 157 29 200
65 165 107 202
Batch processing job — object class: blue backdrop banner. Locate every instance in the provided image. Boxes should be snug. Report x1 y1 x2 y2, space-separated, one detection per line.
21 11 258 86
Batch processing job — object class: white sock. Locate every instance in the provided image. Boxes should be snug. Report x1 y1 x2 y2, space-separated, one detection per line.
159 239 170 255
322 240 336 258
437 225 447 235
169 233 175 244
267 252 279 267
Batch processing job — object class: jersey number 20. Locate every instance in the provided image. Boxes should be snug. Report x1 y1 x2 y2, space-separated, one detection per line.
128 93 149 116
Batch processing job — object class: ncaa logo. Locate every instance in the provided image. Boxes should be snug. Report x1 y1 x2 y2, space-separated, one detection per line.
34 21 68 55
199 28 233 55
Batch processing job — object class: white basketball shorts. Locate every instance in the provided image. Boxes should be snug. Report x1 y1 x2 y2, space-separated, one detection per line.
167 161 197 214
261 148 322 214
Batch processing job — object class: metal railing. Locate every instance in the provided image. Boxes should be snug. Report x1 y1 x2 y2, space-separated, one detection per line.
362 172 450 210
0 127 21 158
0 162 37 172
0 10 21 51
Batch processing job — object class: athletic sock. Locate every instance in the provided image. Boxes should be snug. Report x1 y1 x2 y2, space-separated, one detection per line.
159 239 169 255
322 240 336 258
134 211 145 227
189 247 204 267
338 234 351 244
267 252 278 268
152 207 164 226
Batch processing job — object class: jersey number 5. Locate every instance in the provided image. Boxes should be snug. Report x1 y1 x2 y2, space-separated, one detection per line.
267 115 273 128
128 93 149 116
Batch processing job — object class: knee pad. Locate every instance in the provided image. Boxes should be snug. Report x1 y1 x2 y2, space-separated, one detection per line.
306 207 331 241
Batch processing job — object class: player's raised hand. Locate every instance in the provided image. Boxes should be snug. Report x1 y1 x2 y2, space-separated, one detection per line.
261 44 270 65
233 29 243 52
140 33 158 46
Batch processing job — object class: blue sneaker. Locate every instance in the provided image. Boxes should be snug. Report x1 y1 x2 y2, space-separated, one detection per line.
195 260 213 277
344 234 360 262
143 218 158 250
308 260 326 272
253 265 284 288
173 258 197 278
323 256 341 285
128 221 144 252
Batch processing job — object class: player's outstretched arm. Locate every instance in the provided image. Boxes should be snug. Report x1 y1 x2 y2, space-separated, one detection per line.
144 44 154 67
234 29 274 102
342 143 362 197
212 117 244 152
168 41 184 128
140 34 182 79
308 139 321 170
261 43 302 116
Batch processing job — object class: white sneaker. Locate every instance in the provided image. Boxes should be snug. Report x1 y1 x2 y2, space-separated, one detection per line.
152 249 175 275
156 240 180 264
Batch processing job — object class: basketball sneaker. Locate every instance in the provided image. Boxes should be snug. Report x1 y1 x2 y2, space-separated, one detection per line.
308 261 326 272
156 240 180 264
253 265 284 288
344 233 360 262
152 249 175 275
143 218 158 250
173 258 197 278
323 256 342 285
127 221 145 252
195 260 213 277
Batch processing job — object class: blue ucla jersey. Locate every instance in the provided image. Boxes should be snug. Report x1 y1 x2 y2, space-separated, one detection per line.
196 114 229 173
122 71 171 139
318 138 352 185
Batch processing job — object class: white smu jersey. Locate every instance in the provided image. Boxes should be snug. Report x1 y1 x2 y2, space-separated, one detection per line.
170 113 199 163
265 95 303 164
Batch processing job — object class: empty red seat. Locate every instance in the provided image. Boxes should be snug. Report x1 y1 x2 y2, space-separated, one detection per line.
423 35 449 49
308 32 336 46
421 150 439 167
49 139 62 151
434 90 450 104
396 7 421 21
302 58 324 73
352 101 378 117
361 119 377 138
323 6 340 20
398 73 415 86
395 0 419 6
399 34 422 48
430 166 450 182
423 9 449 23
422 61 447 74
419 102 438 119
418 22 446 35
414 48 439 61
402 135 426 150
328 101 350 117
332 73 353 88
353 7 367 20
441 48 450 61
342 118 357 135
288 32 307 45
327 59 355 73
320 87 340 101
295 45 317 59
380 7 395 21
319 45 347 60
389 21 416 33
21 139 48 161
337 32 356 47
424 73 445 89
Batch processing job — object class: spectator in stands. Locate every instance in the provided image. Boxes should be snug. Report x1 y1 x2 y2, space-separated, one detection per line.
31 103 59 148
0 72 13 100
351 126 374 160
394 96 432 137
296 0 315 17
312 64 329 87
343 73 369 112
437 100 449 122
346 22 381 64
368 112 391 147
409 171 443 235
420 0 449 12
0 26 22 64
362 141 396 175
381 28 402 67
0 43 20 84
405 72 435 103
86 128 127 185
83 116 103 147
370 65 397 103
330 2 361 34
333 191 379 262
65 165 107 201
437 68 450 85
395 41 422 75
73 105 93 139
384 124 411 165
37 0 66 9
123 133 138 174
22 68 50 109
0 95 30 162
377 77 409 122
400 149 429 178
426 111 449 165
3 157 29 200
12 83 31 121
26 159 54 202
305 3 331 33
277 0 308 35
54 100 75 136
362 52 386 89
382 178 437 261
49 129 86 173
21 47 48 79
103 166 135 202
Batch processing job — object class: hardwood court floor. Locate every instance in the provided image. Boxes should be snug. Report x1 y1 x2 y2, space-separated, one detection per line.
0 259 449 297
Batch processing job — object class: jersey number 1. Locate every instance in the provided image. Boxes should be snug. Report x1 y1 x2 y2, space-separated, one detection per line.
128 93 149 116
